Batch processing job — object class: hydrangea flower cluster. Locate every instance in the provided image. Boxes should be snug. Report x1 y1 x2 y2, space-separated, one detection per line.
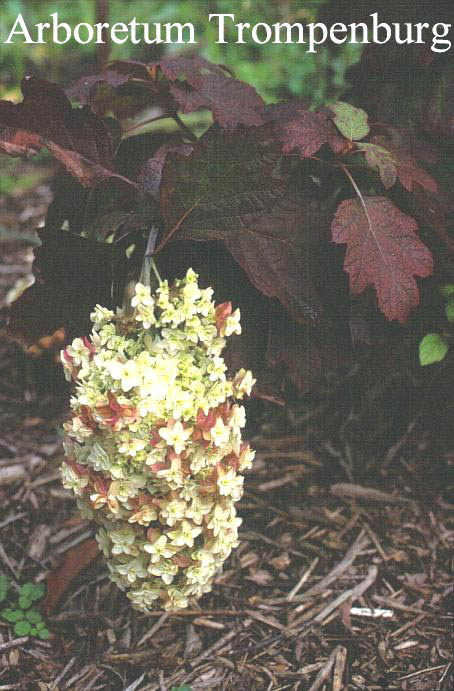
60 269 255 611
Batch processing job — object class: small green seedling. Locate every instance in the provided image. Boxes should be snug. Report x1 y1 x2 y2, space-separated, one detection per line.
171 686 192 691
0 575 49 639
419 284 454 366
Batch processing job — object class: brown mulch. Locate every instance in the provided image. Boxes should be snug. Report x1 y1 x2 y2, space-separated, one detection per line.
0 173 453 691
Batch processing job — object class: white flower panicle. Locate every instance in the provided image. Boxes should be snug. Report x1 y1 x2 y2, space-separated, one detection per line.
60 269 256 611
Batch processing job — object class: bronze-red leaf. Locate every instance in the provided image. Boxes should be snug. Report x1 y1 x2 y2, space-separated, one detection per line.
331 197 433 323
0 77 115 186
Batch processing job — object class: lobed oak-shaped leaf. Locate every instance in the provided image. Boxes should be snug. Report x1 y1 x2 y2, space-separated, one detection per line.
0 77 115 187
159 127 326 324
152 55 265 129
358 142 397 189
269 102 348 158
67 63 175 120
168 76 264 129
159 126 284 241
331 197 433 323
95 56 265 129
150 55 228 85
65 69 132 104
361 136 437 193
223 192 325 324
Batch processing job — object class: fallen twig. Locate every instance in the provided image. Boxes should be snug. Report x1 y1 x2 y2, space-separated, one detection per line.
291 565 378 633
287 557 320 601
397 664 446 681
137 612 169 647
48 656 77 690
331 483 414 505
0 636 29 652
332 646 347 691
189 620 252 667
307 646 341 691
141 620 253 691
372 595 429 615
292 530 370 602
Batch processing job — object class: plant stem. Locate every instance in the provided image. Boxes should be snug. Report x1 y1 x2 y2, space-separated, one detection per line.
172 113 197 142
140 227 162 288
150 257 162 284
338 161 372 231
123 114 172 135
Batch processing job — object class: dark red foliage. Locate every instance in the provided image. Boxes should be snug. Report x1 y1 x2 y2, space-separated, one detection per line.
361 135 438 194
137 140 193 202
2 50 453 398
8 229 128 345
0 77 115 186
151 55 265 128
66 56 264 129
331 197 433 323
270 102 349 158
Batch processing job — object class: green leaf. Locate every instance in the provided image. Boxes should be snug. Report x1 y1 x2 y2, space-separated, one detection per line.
18 596 32 610
31 587 44 602
20 582 45 602
38 628 50 640
25 609 43 624
358 143 397 189
445 300 454 323
330 101 370 141
171 686 192 691
440 284 454 299
30 627 38 635
1 608 24 623
363 135 437 194
419 333 449 366
14 619 31 636
36 620 46 630
30 585 45 602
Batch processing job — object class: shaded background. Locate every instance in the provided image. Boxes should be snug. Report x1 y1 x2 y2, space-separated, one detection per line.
0 0 362 105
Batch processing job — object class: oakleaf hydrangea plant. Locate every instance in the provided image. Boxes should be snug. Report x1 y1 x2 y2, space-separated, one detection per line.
60 269 255 611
